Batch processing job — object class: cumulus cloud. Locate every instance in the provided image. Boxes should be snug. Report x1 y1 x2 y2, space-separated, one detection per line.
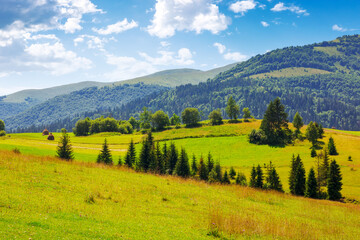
229 0 257 15
147 0 230 38
139 48 194 66
271 2 309 16
213 42 248 62
92 19 138 35
331 24 357 32
24 42 92 75
214 42 226 54
261 21 270 27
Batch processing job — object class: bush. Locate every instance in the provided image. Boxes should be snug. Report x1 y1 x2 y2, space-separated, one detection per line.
0 130 6 136
208 109 223 125
248 129 267 144
47 133 55 141
182 108 200 127
12 148 21 154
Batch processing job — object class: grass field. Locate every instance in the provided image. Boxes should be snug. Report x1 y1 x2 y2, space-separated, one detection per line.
0 121 359 200
249 67 331 79
0 151 360 239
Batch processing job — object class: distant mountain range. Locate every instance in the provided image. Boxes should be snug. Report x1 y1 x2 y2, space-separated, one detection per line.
1 63 237 131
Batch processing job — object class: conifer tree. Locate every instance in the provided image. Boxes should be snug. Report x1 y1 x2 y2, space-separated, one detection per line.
267 164 283 192
167 143 178 174
214 161 222 182
229 166 236 179
293 112 304 137
294 156 306 196
207 152 214 175
198 156 208 181
328 137 338 155
306 121 319 146
310 147 317 158
320 150 330 186
255 164 264 188
305 168 318 199
249 166 257 187
191 154 198 176
235 172 247 186
56 132 74 161
118 156 123 166
208 169 218 183
139 140 151 172
125 138 136 168
97 139 113 165
175 148 190 178
162 142 168 170
289 154 297 194
155 143 165 174
327 160 343 201
222 170 231 184
148 146 157 173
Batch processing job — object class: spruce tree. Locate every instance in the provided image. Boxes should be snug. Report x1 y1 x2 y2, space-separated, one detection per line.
148 146 157 173
214 162 222 182
328 137 338 155
289 154 297 194
294 156 306 196
310 147 317 158
235 172 247 186
155 143 165 174
207 152 214 175
222 170 231 184
56 132 74 161
167 143 178 174
139 140 151 172
229 166 236 179
249 166 257 187
97 139 113 165
208 169 218 183
191 154 198 176
293 112 304 137
306 121 319 146
267 165 283 192
125 139 136 168
175 148 190 178
118 156 123 166
327 160 343 201
305 168 318 199
320 150 330 186
162 143 169 170
255 164 263 188
198 157 208 181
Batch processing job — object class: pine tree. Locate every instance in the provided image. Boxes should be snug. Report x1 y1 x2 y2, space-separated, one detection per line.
222 170 231 184
320 150 330 186
289 155 297 194
293 112 304 137
162 143 168 170
249 166 257 187
310 147 317 158
148 147 157 173
235 172 247 186
255 165 263 188
214 162 222 182
306 121 319 147
267 164 283 192
208 169 218 183
229 166 236 179
155 143 165 174
56 132 74 161
198 157 208 181
328 137 338 155
294 156 306 196
118 156 123 166
125 138 136 168
175 148 190 178
191 154 198 176
327 160 343 201
167 143 178 174
139 140 151 172
97 139 113 165
305 168 318 199
207 152 214 175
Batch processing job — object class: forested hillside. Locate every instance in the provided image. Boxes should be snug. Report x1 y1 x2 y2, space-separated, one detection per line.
6 83 168 132
102 35 360 131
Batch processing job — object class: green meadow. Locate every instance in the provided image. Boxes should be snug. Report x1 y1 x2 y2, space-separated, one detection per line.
0 121 359 199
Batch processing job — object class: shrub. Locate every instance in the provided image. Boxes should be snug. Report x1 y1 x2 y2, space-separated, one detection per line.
0 130 6 137
248 129 267 144
47 133 55 141
12 148 21 154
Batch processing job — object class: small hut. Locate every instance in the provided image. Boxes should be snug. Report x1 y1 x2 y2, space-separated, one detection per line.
47 133 55 141
42 128 49 136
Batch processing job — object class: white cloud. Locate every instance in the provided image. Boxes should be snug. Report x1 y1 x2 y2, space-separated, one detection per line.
332 24 346 32
147 0 230 38
224 52 248 61
24 42 92 75
229 0 257 15
271 2 309 16
92 19 138 35
160 41 171 47
59 17 82 33
139 48 194 66
214 42 226 54
261 21 270 27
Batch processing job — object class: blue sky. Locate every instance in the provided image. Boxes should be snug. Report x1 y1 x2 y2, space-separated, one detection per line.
0 0 359 95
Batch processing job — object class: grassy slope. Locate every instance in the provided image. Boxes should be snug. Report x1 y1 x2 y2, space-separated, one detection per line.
249 67 331 79
0 121 359 200
0 151 360 239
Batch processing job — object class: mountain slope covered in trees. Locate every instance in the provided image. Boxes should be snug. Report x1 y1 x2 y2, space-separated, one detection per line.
112 35 360 130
